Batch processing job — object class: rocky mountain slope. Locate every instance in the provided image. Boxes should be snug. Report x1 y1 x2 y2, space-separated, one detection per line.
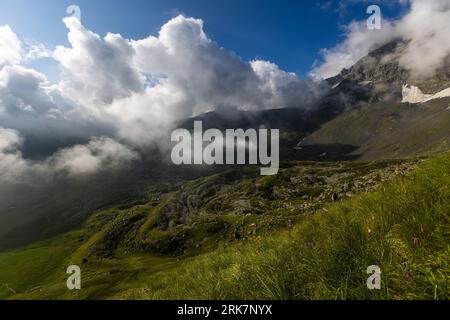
301 40 450 160
327 40 450 94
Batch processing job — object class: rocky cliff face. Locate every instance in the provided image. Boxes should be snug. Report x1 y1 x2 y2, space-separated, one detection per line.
299 40 450 161
327 40 450 95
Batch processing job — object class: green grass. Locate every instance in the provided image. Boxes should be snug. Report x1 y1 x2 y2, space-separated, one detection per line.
1 154 449 300
115 153 450 300
0 231 81 299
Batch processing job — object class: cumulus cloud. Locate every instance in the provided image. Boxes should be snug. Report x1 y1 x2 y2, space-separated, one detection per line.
54 17 145 107
311 0 450 79
131 16 263 113
0 64 113 150
0 14 327 180
0 65 59 115
0 25 22 68
130 16 324 113
52 15 325 147
251 60 327 109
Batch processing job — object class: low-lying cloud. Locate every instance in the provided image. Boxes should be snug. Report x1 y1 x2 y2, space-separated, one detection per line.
0 128 138 183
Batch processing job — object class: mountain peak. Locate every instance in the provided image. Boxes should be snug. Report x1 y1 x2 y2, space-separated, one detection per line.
328 40 450 95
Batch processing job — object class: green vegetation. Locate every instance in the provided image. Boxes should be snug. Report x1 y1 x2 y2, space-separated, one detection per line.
0 232 80 299
138 154 449 300
0 154 449 300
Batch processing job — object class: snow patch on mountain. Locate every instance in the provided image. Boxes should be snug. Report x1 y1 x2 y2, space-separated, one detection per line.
402 85 450 104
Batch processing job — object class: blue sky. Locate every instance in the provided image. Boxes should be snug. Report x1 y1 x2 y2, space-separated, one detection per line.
0 0 408 77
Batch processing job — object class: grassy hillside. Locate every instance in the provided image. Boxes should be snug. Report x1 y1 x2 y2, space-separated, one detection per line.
0 154 449 300
302 97 450 161
140 154 449 300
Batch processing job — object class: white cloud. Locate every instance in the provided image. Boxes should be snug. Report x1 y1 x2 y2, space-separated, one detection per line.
310 20 397 79
0 14 327 180
51 137 139 176
0 25 22 68
396 0 450 78
251 60 326 109
130 15 266 113
105 81 190 147
124 16 325 144
0 128 138 182
0 65 57 115
0 64 103 143
54 17 145 107
311 0 450 79
0 128 41 182
23 43 54 62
